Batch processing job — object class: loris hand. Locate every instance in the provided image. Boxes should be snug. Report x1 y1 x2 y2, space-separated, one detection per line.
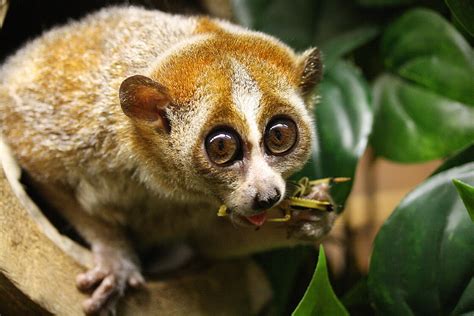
285 180 338 241
76 246 145 315
287 209 337 241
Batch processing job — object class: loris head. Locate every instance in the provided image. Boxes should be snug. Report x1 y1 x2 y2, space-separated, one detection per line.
119 24 322 227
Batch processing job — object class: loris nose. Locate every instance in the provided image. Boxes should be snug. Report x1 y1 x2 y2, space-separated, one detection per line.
253 189 281 210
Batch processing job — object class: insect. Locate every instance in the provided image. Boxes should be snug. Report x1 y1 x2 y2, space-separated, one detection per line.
218 177 351 222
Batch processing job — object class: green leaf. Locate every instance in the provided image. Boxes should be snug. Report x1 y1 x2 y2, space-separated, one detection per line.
231 0 381 54
292 246 349 316
446 0 474 36
341 277 370 311
381 9 473 70
371 74 474 162
231 0 319 50
371 8 474 162
453 179 474 221
254 246 314 316
432 142 474 175
398 56 474 106
368 162 474 315
321 26 380 70
295 61 373 209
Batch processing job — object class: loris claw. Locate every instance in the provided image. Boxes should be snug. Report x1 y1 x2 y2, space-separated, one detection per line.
76 247 145 315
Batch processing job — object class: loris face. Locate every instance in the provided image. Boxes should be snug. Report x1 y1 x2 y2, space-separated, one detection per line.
119 32 322 227
192 58 316 227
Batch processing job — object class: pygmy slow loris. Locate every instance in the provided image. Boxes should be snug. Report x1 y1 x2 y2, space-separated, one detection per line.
0 6 336 314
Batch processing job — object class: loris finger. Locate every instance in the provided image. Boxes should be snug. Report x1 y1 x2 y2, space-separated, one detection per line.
76 266 109 292
82 274 120 315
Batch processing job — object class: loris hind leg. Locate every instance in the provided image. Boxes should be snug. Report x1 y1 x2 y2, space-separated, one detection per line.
33 182 144 315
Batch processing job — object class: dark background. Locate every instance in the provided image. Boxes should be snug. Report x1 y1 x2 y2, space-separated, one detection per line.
0 0 204 62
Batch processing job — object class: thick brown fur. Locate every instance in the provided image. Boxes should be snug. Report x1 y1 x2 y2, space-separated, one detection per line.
0 6 329 314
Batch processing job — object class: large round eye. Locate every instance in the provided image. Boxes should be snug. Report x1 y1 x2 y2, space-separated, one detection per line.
264 117 298 155
205 129 242 166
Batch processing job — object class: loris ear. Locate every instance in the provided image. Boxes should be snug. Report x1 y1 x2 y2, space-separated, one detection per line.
119 75 171 132
298 47 323 97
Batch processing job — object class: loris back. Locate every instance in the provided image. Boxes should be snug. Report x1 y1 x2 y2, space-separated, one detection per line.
0 8 199 182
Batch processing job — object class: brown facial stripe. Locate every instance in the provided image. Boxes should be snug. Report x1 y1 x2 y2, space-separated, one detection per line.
256 91 313 172
151 18 299 105
192 138 243 202
191 95 251 186
183 18 311 192
243 54 313 154
195 17 297 72
257 93 303 126
190 83 311 190
260 100 312 143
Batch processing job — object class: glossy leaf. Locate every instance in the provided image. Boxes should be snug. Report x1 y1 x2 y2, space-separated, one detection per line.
371 74 474 162
321 26 380 70
398 56 474 106
381 9 473 71
371 9 474 162
295 61 373 209
232 0 380 70
453 179 474 222
368 162 474 315
292 246 348 316
231 0 318 50
446 0 474 36
232 0 380 55
254 246 314 316
433 143 474 175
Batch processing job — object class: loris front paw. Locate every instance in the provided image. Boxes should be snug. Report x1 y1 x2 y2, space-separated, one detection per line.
286 180 337 241
287 210 337 241
76 248 145 315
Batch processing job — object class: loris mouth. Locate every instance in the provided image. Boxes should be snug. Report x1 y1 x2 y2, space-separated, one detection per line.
228 210 269 228
241 212 268 226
